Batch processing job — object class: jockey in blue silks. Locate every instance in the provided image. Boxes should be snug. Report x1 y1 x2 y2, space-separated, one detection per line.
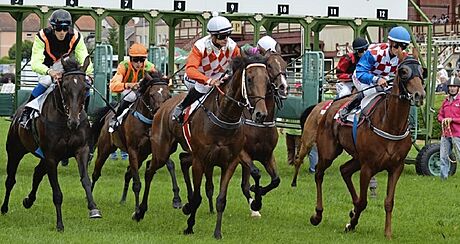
340 26 410 117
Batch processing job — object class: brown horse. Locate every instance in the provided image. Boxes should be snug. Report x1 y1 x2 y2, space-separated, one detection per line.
1 55 101 231
90 72 180 211
132 55 270 239
309 54 426 239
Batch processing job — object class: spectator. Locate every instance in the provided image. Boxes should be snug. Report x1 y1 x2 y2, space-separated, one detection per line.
439 14 449 24
431 15 439 24
436 64 449 93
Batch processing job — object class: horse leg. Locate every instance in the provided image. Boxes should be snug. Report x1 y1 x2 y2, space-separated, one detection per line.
23 159 47 209
45 161 64 231
239 151 262 212
127 149 143 211
339 158 361 205
179 152 193 202
383 163 404 239
91 142 116 192
259 154 280 196
205 166 214 213
120 165 132 204
1 144 26 214
183 159 204 235
292 138 313 187
345 165 373 232
76 147 101 218
166 158 182 209
214 159 239 239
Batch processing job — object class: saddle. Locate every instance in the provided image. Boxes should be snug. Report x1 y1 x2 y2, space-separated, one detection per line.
335 92 386 126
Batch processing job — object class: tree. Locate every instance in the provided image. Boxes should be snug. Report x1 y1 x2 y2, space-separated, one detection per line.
8 40 33 60
108 27 119 55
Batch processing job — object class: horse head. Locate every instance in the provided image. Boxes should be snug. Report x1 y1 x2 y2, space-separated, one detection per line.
140 71 171 114
230 55 270 123
59 54 90 130
265 52 288 99
395 49 426 107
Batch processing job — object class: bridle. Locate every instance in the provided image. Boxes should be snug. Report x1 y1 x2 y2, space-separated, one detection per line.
395 58 424 104
55 70 87 118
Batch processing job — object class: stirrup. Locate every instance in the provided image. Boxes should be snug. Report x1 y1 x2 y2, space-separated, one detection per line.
172 106 185 123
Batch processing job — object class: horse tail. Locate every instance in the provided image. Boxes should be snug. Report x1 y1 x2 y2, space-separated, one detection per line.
91 103 115 147
300 104 316 132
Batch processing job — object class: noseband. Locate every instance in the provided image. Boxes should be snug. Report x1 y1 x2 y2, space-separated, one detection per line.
56 70 87 117
396 58 424 104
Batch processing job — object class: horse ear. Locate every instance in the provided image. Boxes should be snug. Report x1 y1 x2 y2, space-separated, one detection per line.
81 56 91 72
275 43 281 54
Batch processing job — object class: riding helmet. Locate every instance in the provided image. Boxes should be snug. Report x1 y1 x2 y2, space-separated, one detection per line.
352 37 369 51
388 26 411 44
49 9 72 26
448 77 460 87
207 16 232 35
128 43 148 57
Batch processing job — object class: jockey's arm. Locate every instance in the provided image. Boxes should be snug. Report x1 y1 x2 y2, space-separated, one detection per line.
355 51 379 85
185 46 211 84
30 35 49 75
74 37 94 74
336 55 352 81
109 63 127 93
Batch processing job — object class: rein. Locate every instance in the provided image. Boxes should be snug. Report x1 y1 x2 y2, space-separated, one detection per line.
55 70 87 117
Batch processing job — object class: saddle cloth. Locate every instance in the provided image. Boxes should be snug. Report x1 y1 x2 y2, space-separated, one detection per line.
24 85 55 119
335 92 386 125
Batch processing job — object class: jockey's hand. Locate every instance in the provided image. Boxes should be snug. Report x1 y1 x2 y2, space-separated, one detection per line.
209 79 222 87
377 78 388 87
126 83 139 90
443 118 452 125
48 69 62 81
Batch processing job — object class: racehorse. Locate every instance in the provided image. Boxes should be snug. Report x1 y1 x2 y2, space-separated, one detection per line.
90 71 180 211
1 55 101 231
199 52 288 216
309 52 426 239
132 55 270 239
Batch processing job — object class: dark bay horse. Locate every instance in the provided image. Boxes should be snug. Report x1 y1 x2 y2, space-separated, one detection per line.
310 54 426 239
1 55 100 231
90 72 179 211
132 55 270 239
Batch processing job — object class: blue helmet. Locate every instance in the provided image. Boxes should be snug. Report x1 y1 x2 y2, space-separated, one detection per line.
388 26 411 44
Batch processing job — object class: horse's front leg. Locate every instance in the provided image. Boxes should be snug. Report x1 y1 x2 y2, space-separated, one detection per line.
214 158 238 239
23 159 47 209
259 154 280 196
345 165 373 233
239 151 262 213
183 158 204 235
204 166 214 213
166 158 183 209
127 149 143 212
179 152 193 202
383 163 404 239
76 146 101 218
45 159 64 231
339 158 361 205
1 142 26 214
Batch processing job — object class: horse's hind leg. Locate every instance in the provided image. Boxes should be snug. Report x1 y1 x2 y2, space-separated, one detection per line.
76 147 101 218
183 159 204 235
340 158 361 204
1 139 27 214
345 165 374 233
292 136 314 187
91 142 116 192
214 159 239 239
204 166 214 213
127 150 146 211
166 158 182 209
120 165 132 204
383 163 404 239
23 159 47 209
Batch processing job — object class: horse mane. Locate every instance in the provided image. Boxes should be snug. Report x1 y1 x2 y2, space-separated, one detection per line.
138 71 165 94
231 55 267 74
61 54 81 72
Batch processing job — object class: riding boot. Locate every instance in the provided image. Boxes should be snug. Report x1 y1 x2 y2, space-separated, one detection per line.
286 133 297 165
340 92 364 119
19 94 37 128
172 87 204 123
109 100 131 132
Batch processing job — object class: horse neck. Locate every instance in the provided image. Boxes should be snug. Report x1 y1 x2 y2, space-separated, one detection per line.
264 94 276 121
133 91 152 118
217 71 245 121
378 79 411 133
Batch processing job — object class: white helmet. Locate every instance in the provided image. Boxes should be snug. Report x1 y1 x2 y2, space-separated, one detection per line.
257 36 278 52
207 16 232 35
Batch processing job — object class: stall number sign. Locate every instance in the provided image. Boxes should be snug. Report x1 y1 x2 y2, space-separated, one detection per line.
11 0 23 5
227 2 238 13
174 1 186 11
66 0 78 7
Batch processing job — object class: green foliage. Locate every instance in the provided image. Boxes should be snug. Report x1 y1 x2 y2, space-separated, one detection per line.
0 118 458 242
0 56 14 64
108 27 118 55
8 40 33 60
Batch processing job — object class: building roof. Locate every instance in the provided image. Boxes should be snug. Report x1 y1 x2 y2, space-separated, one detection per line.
0 13 40 32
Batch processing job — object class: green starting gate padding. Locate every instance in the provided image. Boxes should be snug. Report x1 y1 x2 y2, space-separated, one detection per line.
0 93 14 116
90 44 113 115
149 46 168 75
276 51 324 120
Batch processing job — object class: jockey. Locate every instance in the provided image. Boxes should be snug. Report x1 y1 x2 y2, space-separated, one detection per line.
20 9 93 128
108 43 157 132
335 37 369 98
340 26 410 117
243 35 279 56
171 15 241 123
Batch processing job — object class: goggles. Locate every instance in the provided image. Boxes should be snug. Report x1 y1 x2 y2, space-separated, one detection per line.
356 48 368 53
53 25 69 32
392 42 409 50
131 57 146 63
214 33 230 40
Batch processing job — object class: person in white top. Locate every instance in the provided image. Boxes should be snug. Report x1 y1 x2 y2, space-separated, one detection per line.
436 64 449 93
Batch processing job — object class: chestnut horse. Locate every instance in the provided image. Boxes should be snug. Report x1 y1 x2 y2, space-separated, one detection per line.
132 55 270 239
90 72 180 211
1 55 101 231
309 54 426 239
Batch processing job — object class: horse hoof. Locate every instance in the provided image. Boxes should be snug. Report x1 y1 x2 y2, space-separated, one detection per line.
172 198 182 209
132 210 144 222
344 223 354 232
182 203 191 215
23 197 35 209
89 209 102 218
291 182 297 187
183 228 194 235
310 215 321 226
1 205 8 214
250 200 262 212
251 210 261 218
214 231 222 240
56 224 64 232
119 199 126 205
